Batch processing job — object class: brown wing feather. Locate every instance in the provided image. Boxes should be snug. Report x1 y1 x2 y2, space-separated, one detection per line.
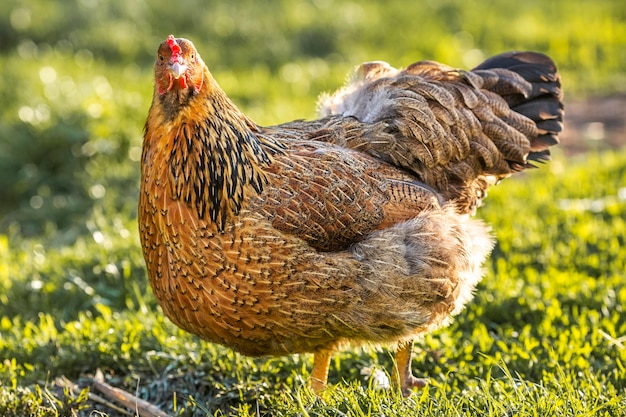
256 140 440 251
317 52 563 213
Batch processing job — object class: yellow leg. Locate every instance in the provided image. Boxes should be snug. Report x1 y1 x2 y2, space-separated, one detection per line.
393 339 428 397
310 349 332 392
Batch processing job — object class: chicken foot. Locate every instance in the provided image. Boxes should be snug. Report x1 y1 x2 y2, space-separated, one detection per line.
310 349 333 392
393 339 428 397
310 341 427 396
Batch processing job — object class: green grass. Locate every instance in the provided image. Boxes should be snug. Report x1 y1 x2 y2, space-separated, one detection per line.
1 151 626 417
1 0 626 415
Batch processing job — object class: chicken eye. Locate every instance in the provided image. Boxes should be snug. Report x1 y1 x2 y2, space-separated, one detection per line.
158 55 164 62
190 53 195 60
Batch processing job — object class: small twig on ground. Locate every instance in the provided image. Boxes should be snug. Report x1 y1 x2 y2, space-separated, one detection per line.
598 329 626 349
87 391 135 416
91 369 171 417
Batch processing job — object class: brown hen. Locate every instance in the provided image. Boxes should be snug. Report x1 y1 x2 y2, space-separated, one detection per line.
139 35 563 396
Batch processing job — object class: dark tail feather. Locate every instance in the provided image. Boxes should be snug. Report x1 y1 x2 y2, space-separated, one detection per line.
473 52 564 164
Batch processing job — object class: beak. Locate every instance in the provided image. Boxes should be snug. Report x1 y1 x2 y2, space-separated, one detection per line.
170 61 187 79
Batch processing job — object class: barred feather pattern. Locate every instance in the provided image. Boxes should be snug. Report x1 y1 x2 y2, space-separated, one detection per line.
318 52 563 213
167 108 283 230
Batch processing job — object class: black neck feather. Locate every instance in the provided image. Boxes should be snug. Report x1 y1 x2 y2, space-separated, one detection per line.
167 101 282 231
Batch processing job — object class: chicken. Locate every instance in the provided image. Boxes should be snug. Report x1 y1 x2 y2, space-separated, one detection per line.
139 35 563 396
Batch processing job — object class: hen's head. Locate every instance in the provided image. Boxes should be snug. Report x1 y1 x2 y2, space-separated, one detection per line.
154 35 204 96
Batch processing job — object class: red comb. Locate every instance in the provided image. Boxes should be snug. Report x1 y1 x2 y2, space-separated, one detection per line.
167 35 182 61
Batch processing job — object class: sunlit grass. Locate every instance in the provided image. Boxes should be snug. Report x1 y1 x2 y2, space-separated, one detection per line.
1 150 625 416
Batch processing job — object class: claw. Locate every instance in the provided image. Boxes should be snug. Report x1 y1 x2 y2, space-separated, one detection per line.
400 374 429 397
393 339 429 397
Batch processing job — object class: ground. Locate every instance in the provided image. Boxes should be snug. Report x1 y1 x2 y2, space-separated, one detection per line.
561 94 626 154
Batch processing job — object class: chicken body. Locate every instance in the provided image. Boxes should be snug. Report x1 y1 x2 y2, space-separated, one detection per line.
140 35 563 395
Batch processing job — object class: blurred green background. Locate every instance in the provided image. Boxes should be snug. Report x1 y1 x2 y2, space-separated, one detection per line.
0 0 625 415
0 0 624 242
